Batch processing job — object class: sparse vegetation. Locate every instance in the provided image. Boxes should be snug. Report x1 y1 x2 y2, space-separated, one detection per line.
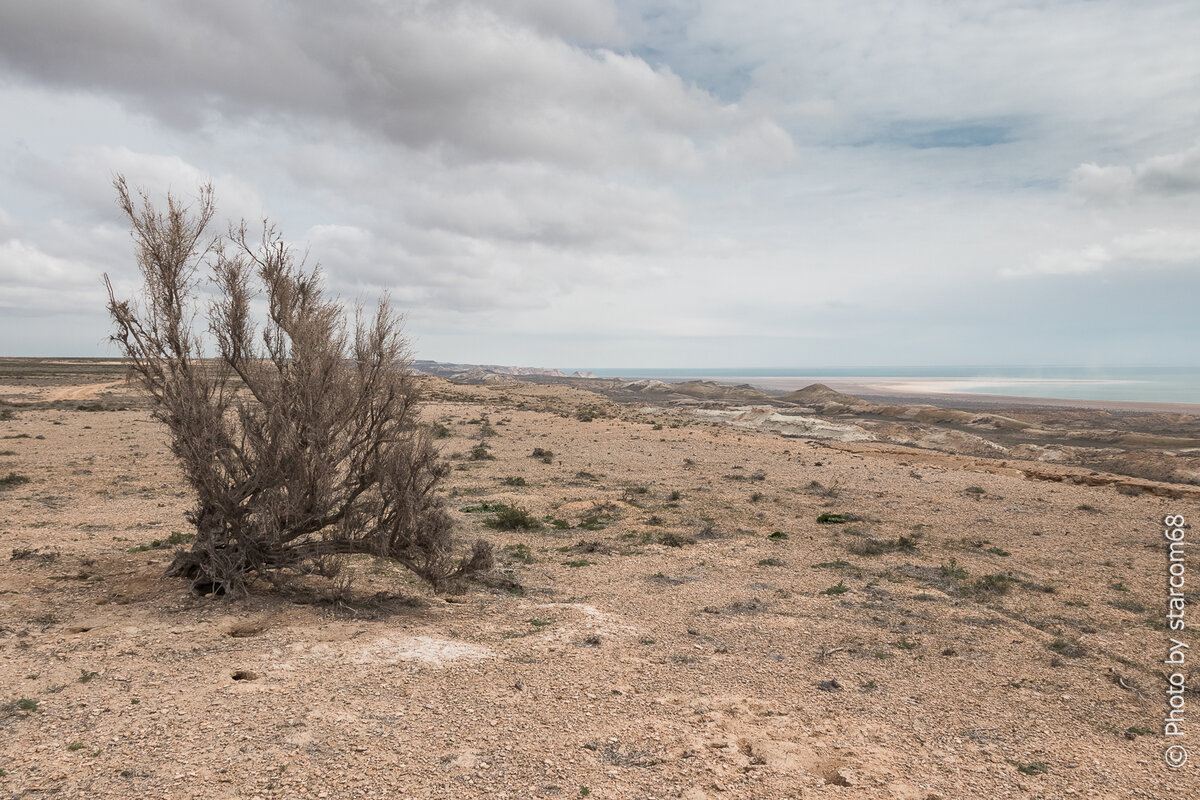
939 559 968 580
128 531 195 552
0 471 31 490
967 573 1012 597
502 544 535 564
1048 638 1086 658
847 535 917 556
820 581 849 596
484 505 543 531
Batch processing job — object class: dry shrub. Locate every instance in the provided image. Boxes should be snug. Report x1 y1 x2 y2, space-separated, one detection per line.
105 177 491 595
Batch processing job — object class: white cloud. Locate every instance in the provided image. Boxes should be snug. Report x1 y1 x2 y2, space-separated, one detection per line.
1006 228 1200 278
1070 140 1200 203
1003 244 1112 278
14 146 265 224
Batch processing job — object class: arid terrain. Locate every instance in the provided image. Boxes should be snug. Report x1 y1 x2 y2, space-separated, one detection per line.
1 358 1196 798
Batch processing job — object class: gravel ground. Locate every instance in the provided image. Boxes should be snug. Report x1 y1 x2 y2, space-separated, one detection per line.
0 372 1194 798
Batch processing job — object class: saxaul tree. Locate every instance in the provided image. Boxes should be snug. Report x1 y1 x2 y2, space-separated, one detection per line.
105 176 492 595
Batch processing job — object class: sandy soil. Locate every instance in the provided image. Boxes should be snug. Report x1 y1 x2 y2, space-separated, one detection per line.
0 364 1196 798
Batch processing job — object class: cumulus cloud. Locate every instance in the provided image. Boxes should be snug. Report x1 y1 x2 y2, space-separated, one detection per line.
1005 228 1200 278
1070 141 1200 203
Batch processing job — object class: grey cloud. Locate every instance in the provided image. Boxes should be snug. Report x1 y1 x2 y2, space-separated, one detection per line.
1070 140 1200 203
0 0 775 171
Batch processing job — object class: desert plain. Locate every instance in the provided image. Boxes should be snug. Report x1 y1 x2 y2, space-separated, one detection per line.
0 358 1197 799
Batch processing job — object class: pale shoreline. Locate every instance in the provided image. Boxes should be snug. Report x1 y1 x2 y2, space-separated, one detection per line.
646 374 1200 415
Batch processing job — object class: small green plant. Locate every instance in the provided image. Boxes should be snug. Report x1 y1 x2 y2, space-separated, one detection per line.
985 547 1011 557
78 669 98 683
893 636 919 650
848 535 917 556
816 512 858 524
758 557 785 567
820 581 849 596
807 479 842 499
1107 598 1147 614
658 532 695 547
939 559 967 581
460 502 506 513
667 490 682 501
17 698 38 712
767 531 788 540
965 486 985 495
550 518 570 529
501 476 527 487
1076 504 1101 513
68 741 85 751
430 422 452 439
749 491 764 502
128 531 196 552
0 471 31 490
529 618 551 627
530 448 553 463
470 445 495 461
502 544 535 564
485 506 543 531
968 573 1012 596
1048 638 1086 658
812 559 854 569
563 558 592 568
1015 761 1048 776
575 470 597 480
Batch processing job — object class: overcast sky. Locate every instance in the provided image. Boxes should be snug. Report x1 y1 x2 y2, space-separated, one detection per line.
2 0 1199 368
